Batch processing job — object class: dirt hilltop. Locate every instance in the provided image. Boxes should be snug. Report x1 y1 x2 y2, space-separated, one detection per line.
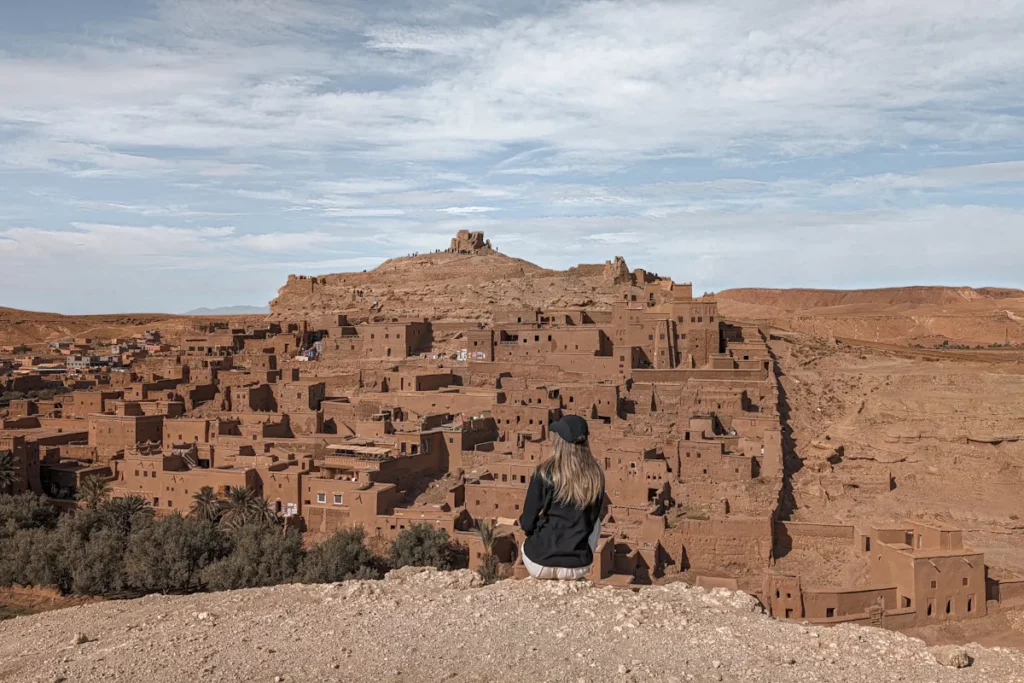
717 287 1024 346
268 250 654 324
1 567 1021 683
268 243 1024 346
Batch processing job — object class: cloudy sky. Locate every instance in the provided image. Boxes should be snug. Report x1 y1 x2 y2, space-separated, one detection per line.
2 0 1023 313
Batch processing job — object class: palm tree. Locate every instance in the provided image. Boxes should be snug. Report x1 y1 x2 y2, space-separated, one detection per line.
189 486 222 523
103 494 154 536
474 519 502 584
0 450 19 494
475 519 497 552
248 496 280 527
77 475 111 509
219 487 258 529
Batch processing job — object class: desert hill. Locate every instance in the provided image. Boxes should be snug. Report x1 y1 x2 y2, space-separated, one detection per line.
0 307 178 348
717 287 1024 346
718 286 1024 310
0 568 1016 683
268 235 1024 346
0 308 270 348
269 249 637 324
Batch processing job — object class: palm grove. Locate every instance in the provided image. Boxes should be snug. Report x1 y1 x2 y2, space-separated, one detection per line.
0 452 506 598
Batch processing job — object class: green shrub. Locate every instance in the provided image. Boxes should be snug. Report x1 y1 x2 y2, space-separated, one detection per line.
203 525 304 591
124 514 230 593
0 527 60 587
300 527 382 583
477 553 502 585
390 524 459 571
0 493 60 538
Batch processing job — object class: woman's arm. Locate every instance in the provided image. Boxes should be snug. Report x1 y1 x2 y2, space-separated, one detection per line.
518 474 545 535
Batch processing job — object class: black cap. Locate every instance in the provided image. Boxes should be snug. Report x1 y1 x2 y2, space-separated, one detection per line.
549 414 589 445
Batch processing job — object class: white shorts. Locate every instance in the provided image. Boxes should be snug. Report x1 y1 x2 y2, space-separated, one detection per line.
521 543 590 580
520 521 600 581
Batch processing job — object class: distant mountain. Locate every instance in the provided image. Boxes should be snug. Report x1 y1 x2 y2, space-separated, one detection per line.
185 305 270 316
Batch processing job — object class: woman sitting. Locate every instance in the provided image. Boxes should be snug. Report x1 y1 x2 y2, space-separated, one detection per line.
518 415 605 580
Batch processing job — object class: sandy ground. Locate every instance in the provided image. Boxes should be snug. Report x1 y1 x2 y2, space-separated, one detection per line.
1 568 1022 683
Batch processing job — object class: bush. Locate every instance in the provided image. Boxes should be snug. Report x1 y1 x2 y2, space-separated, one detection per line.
38 509 129 595
477 553 502 585
300 527 382 583
203 525 305 591
390 524 459 571
61 526 129 596
0 493 60 538
124 514 230 593
0 527 61 587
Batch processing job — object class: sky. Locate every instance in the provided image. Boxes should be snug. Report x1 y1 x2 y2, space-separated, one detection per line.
1 0 1024 314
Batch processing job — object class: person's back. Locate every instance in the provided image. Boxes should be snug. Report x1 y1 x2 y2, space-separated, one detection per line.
518 415 604 580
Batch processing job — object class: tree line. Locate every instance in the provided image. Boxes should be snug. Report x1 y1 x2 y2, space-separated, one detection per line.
0 483 501 599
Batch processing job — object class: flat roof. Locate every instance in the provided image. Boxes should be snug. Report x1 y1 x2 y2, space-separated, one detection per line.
326 445 394 456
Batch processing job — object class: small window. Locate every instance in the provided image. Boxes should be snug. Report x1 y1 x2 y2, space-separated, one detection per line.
945 600 952 615
826 608 834 618
316 492 326 504
931 580 937 589
775 590 780 599
962 577 969 587
333 494 343 505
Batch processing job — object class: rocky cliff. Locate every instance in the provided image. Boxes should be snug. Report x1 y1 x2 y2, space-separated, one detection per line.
2 568 1020 683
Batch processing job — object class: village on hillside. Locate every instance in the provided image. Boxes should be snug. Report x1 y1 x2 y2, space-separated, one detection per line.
1 231 1021 631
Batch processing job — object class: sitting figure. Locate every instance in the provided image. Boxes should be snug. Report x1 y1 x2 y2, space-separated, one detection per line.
518 415 604 580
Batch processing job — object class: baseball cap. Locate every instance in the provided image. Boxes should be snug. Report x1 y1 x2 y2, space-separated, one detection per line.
549 414 589 445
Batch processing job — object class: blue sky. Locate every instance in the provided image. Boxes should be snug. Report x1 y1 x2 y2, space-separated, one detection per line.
1 0 1023 314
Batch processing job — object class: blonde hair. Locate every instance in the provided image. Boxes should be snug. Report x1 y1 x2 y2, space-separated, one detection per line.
537 433 605 509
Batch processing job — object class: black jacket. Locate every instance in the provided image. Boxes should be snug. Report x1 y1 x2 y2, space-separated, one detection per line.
519 474 603 568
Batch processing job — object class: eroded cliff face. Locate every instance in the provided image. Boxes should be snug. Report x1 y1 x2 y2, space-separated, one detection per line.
1 567 1018 683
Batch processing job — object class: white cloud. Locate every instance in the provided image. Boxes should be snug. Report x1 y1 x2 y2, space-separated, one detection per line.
437 206 497 215
0 0 1022 312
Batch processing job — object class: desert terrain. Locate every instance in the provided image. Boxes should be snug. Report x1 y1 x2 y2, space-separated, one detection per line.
1 567 1019 683
717 287 1024 347
3 248 1024 650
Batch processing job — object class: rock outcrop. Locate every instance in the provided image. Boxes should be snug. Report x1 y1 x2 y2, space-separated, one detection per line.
1 568 1021 682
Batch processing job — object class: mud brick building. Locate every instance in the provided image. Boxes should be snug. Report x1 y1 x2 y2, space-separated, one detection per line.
10 229 1015 633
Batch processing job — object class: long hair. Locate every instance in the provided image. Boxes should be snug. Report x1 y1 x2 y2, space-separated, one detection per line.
537 432 604 509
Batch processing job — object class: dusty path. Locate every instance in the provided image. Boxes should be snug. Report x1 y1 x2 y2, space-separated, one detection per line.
1 568 1022 683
